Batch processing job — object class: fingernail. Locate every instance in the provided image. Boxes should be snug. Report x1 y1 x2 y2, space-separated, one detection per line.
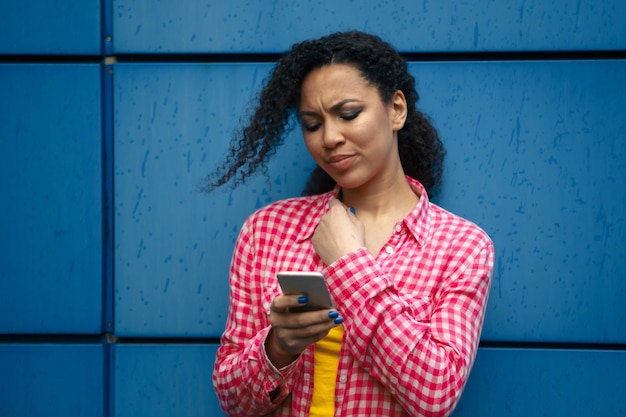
328 310 339 319
333 317 344 325
298 295 308 304
349 207 356 214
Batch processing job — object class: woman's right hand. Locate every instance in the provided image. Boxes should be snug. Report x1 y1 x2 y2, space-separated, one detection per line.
312 197 365 266
266 294 343 368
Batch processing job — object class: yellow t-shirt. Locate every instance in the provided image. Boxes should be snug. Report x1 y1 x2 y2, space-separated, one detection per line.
309 324 344 416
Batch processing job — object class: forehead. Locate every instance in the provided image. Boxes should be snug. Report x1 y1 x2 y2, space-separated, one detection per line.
299 63 377 105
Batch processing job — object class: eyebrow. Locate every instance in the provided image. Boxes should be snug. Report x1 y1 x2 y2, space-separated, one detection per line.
299 99 364 117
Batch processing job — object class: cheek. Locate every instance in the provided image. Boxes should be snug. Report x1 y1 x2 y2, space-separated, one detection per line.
302 133 322 159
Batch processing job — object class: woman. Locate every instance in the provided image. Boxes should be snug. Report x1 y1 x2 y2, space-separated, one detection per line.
210 31 494 417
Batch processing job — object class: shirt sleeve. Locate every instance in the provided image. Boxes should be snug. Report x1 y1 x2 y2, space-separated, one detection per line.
212 217 304 417
324 233 494 417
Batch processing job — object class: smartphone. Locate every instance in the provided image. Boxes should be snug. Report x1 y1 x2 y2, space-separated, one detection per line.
277 271 334 312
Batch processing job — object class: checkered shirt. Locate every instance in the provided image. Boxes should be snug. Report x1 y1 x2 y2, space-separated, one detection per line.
213 177 494 417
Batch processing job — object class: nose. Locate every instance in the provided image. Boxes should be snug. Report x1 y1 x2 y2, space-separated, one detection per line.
321 119 345 149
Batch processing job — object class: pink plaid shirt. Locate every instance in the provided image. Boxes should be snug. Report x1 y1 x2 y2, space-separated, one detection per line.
213 177 494 417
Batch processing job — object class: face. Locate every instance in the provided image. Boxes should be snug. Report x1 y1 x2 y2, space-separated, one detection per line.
298 64 407 191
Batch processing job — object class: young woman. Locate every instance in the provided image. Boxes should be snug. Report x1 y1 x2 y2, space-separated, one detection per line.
209 31 494 417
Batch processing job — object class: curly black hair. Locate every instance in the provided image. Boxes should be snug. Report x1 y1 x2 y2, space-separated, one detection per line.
202 31 445 197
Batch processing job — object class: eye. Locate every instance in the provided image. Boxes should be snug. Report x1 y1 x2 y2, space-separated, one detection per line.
340 109 361 121
302 122 321 132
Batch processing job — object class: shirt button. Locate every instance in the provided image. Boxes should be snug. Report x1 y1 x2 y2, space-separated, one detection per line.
339 376 347 384
394 224 402 233
385 246 394 254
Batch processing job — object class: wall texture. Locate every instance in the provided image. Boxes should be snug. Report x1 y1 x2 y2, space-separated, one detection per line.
1 1 625 416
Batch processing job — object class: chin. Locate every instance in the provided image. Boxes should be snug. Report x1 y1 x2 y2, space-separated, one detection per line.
331 175 369 191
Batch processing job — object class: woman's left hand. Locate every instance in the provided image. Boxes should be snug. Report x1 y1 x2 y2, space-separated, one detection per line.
312 197 365 265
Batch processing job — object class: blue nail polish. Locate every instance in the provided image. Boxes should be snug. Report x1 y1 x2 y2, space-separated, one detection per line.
333 317 344 325
349 207 356 214
298 295 308 304
328 310 339 319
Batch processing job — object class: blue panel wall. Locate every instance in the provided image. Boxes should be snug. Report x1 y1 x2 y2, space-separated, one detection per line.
113 63 315 337
0 0 102 54
417 60 626 343
2 0 625 416
112 60 626 342
0 344 105 417
112 0 626 53
0 64 104 334
454 348 626 416
114 344 221 416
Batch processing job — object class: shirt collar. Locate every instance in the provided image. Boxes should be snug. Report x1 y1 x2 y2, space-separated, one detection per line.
403 176 431 248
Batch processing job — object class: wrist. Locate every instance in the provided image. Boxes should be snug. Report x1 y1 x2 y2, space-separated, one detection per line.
265 330 299 368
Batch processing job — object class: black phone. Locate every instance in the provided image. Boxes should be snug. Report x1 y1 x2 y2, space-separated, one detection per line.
277 271 334 312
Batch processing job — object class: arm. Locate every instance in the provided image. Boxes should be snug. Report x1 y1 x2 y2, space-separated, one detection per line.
212 218 304 416
326 239 494 417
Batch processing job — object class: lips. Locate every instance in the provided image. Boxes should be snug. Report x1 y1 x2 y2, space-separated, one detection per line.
326 154 356 171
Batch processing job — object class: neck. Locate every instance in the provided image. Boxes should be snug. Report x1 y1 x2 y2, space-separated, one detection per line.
340 174 420 222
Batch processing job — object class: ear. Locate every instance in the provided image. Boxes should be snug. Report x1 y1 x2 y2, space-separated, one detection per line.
390 90 408 131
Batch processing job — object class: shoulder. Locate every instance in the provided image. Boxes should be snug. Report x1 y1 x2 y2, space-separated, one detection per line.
407 176 493 253
428 202 493 253
242 192 329 234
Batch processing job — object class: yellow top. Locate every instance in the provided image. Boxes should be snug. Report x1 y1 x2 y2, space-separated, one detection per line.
309 324 344 416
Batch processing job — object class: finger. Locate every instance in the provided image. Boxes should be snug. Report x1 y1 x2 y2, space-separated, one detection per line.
328 197 343 210
329 197 356 216
270 306 336 328
270 294 309 314
280 319 339 345
279 309 343 329
270 296 293 314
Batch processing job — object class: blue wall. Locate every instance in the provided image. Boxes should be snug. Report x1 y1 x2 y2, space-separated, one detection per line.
1 1 625 416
